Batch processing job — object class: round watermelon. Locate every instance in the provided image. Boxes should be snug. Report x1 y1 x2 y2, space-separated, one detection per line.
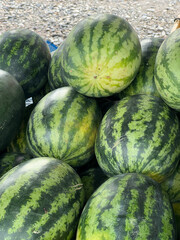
26 86 102 167
116 37 164 99
154 29 180 111
48 41 69 90
0 157 85 239
0 70 25 153
59 14 141 97
95 94 180 183
0 29 51 98
77 173 176 239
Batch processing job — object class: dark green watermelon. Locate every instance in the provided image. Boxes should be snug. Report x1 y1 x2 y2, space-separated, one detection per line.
95 94 180 183
7 103 35 154
0 29 51 98
0 70 25 152
80 167 108 202
26 86 102 167
0 152 31 178
0 157 85 239
77 173 176 239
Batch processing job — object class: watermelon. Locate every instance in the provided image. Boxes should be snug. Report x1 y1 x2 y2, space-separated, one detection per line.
48 41 69 90
80 167 108 202
58 14 141 97
0 152 31 178
116 37 164 99
95 94 180 183
7 103 35 154
32 81 51 105
154 29 180 111
0 29 51 98
0 70 25 153
26 86 102 167
76 173 176 240
0 157 85 239
161 163 180 238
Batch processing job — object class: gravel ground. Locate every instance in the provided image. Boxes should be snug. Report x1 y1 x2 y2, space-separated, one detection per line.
0 0 180 46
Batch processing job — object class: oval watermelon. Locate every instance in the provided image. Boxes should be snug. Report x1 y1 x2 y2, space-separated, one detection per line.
0 70 25 153
59 14 141 97
0 157 85 239
0 29 51 98
95 94 180 183
154 28 180 111
76 173 176 240
26 86 102 167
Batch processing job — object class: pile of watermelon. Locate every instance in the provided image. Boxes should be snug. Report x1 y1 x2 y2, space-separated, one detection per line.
0 13 180 239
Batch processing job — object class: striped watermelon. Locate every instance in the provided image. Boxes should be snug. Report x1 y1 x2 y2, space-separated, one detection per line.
0 157 85 239
0 70 25 153
0 29 51 98
95 94 180 183
116 37 164 99
154 29 180 111
48 41 69 90
76 173 176 239
0 152 31 178
26 86 102 167
59 14 141 97
80 167 108 202
161 163 180 238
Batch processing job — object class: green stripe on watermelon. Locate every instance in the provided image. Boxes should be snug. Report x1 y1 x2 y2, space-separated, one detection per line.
154 29 180 111
60 14 141 97
95 94 180 182
0 157 85 239
77 173 176 240
161 163 180 238
116 37 164 99
0 29 51 98
26 86 102 167
48 41 69 90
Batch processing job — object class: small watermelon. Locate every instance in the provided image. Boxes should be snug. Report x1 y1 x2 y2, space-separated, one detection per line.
95 94 180 183
0 157 85 239
0 29 51 98
76 173 176 240
59 14 141 97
